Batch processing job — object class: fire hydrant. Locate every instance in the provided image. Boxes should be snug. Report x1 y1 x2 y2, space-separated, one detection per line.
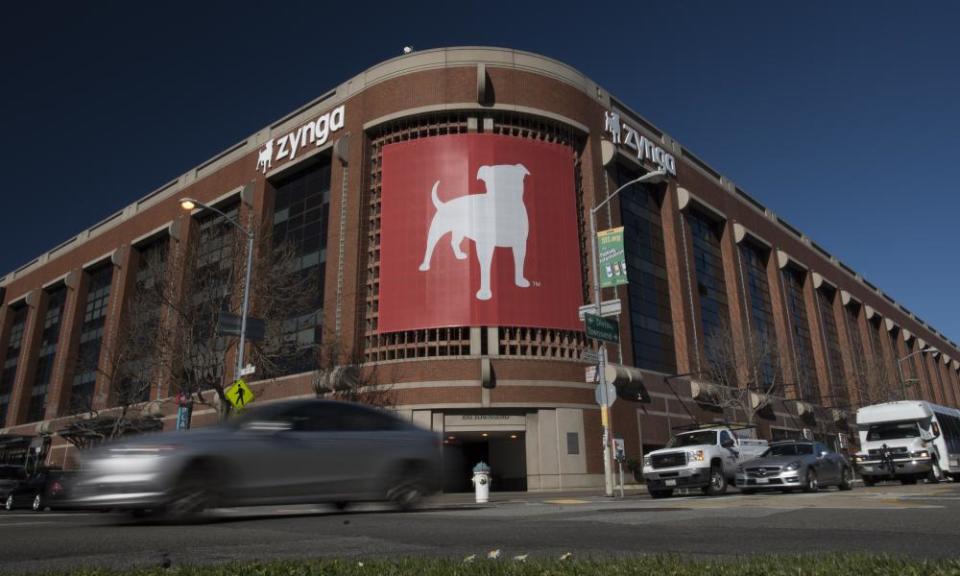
472 462 491 503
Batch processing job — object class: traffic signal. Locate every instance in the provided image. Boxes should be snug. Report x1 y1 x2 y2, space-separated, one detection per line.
604 364 651 403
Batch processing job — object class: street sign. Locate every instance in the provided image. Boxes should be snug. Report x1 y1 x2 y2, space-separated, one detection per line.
581 349 600 364
225 379 255 409
239 364 256 377
598 227 628 288
585 366 598 383
217 312 267 341
584 313 619 343
594 381 617 407
578 299 622 320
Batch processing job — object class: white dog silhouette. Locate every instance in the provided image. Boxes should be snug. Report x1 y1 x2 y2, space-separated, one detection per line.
256 139 274 174
419 164 531 300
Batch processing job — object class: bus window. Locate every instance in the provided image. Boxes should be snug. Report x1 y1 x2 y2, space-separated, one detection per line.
866 421 921 441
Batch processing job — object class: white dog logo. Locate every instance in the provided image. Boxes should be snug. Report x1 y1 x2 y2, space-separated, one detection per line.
419 164 532 300
256 139 274 174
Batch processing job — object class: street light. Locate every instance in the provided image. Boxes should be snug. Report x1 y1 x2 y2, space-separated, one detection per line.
180 198 255 384
896 346 936 401
588 167 669 497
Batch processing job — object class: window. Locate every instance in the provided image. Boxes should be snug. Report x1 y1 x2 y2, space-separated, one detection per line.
719 430 733 447
26 286 67 423
188 200 240 386
70 265 114 411
566 432 580 455
686 209 729 366
816 288 847 408
116 237 169 405
0 305 29 427
270 159 331 375
738 242 780 393
619 167 676 374
782 267 819 403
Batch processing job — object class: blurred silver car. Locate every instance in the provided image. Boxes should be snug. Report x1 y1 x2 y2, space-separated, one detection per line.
735 440 854 494
68 399 442 520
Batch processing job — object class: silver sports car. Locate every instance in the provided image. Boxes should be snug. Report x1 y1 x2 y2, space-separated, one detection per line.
735 440 854 494
68 399 443 520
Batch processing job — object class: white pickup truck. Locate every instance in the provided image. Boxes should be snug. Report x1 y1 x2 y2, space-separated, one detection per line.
642 426 768 498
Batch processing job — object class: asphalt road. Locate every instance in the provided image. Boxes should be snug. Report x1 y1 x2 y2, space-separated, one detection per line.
1 482 959 574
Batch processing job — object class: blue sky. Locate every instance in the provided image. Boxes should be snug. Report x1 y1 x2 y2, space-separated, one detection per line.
1 1 957 340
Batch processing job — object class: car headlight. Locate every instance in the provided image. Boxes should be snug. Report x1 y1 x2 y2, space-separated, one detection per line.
688 450 705 462
784 460 801 471
643 456 652 468
911 450 930 458
853 454 865 463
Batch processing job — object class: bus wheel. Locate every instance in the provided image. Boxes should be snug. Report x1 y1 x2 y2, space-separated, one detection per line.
927 459 943 484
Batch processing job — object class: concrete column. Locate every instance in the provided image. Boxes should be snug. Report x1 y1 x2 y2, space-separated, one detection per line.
660 182 697 375
46 270 87 420
766 255 797 399
924 353 944 405
157 216 196 400
719 220 750 384
7 290 43 425
831 299 860 409
801 278 830 405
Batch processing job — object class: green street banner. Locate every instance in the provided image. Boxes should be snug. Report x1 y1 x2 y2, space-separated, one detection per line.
598 227 627 288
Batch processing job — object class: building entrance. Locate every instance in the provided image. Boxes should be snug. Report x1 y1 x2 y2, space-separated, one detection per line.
442 431 527 492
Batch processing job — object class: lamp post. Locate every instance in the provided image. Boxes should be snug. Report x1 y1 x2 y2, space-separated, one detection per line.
896 346 936 401
180 198 255 384
589 168 668 497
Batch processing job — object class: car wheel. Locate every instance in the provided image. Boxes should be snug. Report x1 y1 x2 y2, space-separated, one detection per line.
703 464 727 496
803 470 819 493
4 494 15 511
648 489 673 499
162 472 214 522
838 467 854 491
927 459 943 484
387 480 424 511
31 494 43 512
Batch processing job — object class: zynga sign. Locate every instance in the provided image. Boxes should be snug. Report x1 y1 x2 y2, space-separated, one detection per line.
256 105 345 173
604 110 676 176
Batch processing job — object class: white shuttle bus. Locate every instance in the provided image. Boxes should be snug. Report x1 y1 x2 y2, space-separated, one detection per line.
854 401 960 485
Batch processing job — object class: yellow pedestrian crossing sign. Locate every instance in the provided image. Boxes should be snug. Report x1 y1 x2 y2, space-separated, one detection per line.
226 379 254 409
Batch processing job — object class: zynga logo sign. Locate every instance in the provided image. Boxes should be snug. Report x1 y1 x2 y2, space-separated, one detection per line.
256 105 345 174
379 134 582 333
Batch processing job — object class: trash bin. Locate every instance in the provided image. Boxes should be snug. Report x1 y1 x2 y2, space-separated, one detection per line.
472 462 491 503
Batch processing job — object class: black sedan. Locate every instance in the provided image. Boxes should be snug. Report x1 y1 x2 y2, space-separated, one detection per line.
4 469 77 511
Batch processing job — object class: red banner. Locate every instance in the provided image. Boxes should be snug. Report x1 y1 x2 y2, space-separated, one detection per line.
379 134 582 333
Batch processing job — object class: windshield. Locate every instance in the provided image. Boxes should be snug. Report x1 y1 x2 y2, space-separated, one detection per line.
866 421 921 441
762 443 813 457
667 431 717 448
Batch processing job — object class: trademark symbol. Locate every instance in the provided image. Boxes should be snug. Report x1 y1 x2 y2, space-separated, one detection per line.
532 281 542 288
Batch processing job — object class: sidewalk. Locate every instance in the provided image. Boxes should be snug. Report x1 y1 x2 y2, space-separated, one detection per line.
427 486 648 506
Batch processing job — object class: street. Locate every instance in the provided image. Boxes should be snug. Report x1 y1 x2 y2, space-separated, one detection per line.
0 481 958 574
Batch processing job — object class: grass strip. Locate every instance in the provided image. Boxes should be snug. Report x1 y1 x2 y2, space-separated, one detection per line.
38 555 960 576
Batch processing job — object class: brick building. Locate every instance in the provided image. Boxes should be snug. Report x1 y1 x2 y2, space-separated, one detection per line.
1 47 958 491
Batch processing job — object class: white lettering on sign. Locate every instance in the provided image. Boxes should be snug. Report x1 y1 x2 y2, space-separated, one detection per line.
257 105 345 174
604 110 676 176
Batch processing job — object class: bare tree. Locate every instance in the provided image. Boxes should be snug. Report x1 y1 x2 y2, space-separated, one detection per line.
60 250 167 449
161 212 318 423
701 321 784 426
856 352 904 406
311 338 397 408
